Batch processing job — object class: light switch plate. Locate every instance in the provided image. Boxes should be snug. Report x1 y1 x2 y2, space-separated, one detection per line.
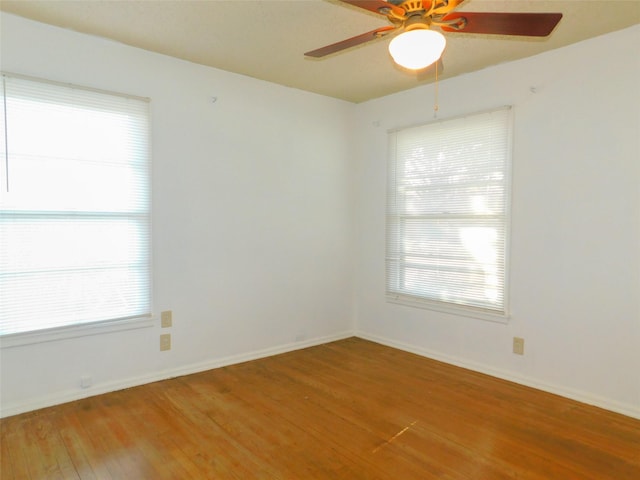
161 310 172 328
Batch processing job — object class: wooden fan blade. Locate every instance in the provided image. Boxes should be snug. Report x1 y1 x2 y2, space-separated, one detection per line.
304 26 396 58
441 12 562 36
340 0 405 17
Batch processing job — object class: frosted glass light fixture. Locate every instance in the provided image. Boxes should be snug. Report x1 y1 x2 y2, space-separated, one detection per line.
388 29 446 70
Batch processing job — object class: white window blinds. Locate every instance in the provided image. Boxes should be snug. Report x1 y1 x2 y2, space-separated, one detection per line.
0 74 151 336
386 107 511 316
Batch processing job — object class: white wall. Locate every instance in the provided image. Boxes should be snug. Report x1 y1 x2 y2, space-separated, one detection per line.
353 25 640 418
1 12 638 420
0 14 356 416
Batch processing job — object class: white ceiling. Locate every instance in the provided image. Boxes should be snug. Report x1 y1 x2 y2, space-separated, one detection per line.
1 0 639 103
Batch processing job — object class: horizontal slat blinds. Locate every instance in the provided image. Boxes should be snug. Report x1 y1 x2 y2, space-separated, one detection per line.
0 74 151 336
386 107 511 315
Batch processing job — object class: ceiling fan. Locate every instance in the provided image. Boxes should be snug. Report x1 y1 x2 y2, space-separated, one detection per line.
305 0 562 70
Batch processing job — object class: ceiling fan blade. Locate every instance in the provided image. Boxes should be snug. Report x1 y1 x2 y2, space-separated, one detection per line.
304 26 396 58
441 12 562 36
340 0 405 17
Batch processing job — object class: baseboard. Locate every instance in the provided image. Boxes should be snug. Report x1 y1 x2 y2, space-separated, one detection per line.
0 330 355 418
355 331 640 420
6 329 636 421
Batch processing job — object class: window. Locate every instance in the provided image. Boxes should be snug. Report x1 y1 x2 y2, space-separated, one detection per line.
386 107 512 318
0 73 151 337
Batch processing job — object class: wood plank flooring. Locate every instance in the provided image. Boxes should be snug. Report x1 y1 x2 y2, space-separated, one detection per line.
1 337 639 479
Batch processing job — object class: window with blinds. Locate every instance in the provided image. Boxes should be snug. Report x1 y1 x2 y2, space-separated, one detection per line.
386 107 512 318
0 73 151 337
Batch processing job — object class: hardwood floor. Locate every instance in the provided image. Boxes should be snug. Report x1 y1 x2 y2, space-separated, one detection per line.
1 337 639 479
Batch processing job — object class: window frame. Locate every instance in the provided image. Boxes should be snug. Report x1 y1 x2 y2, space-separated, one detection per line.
385 106 513 323
0 72 154 346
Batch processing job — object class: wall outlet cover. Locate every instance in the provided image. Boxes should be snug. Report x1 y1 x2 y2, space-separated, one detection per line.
513 337 525 355
160 333 171 351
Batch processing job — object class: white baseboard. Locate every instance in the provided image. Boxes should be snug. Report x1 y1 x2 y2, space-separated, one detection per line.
5 329 637 421
0 330 354 418
356 331 640 420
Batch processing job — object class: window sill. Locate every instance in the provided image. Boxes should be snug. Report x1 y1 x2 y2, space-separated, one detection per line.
387 294 509 324
0 315 154 348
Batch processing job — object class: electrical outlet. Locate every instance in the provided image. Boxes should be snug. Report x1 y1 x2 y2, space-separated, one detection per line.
513 337 525 355
161 310 172 328
160 333 171 351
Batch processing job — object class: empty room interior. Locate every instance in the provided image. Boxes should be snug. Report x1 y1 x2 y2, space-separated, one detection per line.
0 1 639 478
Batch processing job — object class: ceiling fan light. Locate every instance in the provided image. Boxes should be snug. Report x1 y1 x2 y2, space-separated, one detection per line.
388 29 446 70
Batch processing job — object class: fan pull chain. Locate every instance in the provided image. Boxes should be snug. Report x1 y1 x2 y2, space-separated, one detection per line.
433 60 439 118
